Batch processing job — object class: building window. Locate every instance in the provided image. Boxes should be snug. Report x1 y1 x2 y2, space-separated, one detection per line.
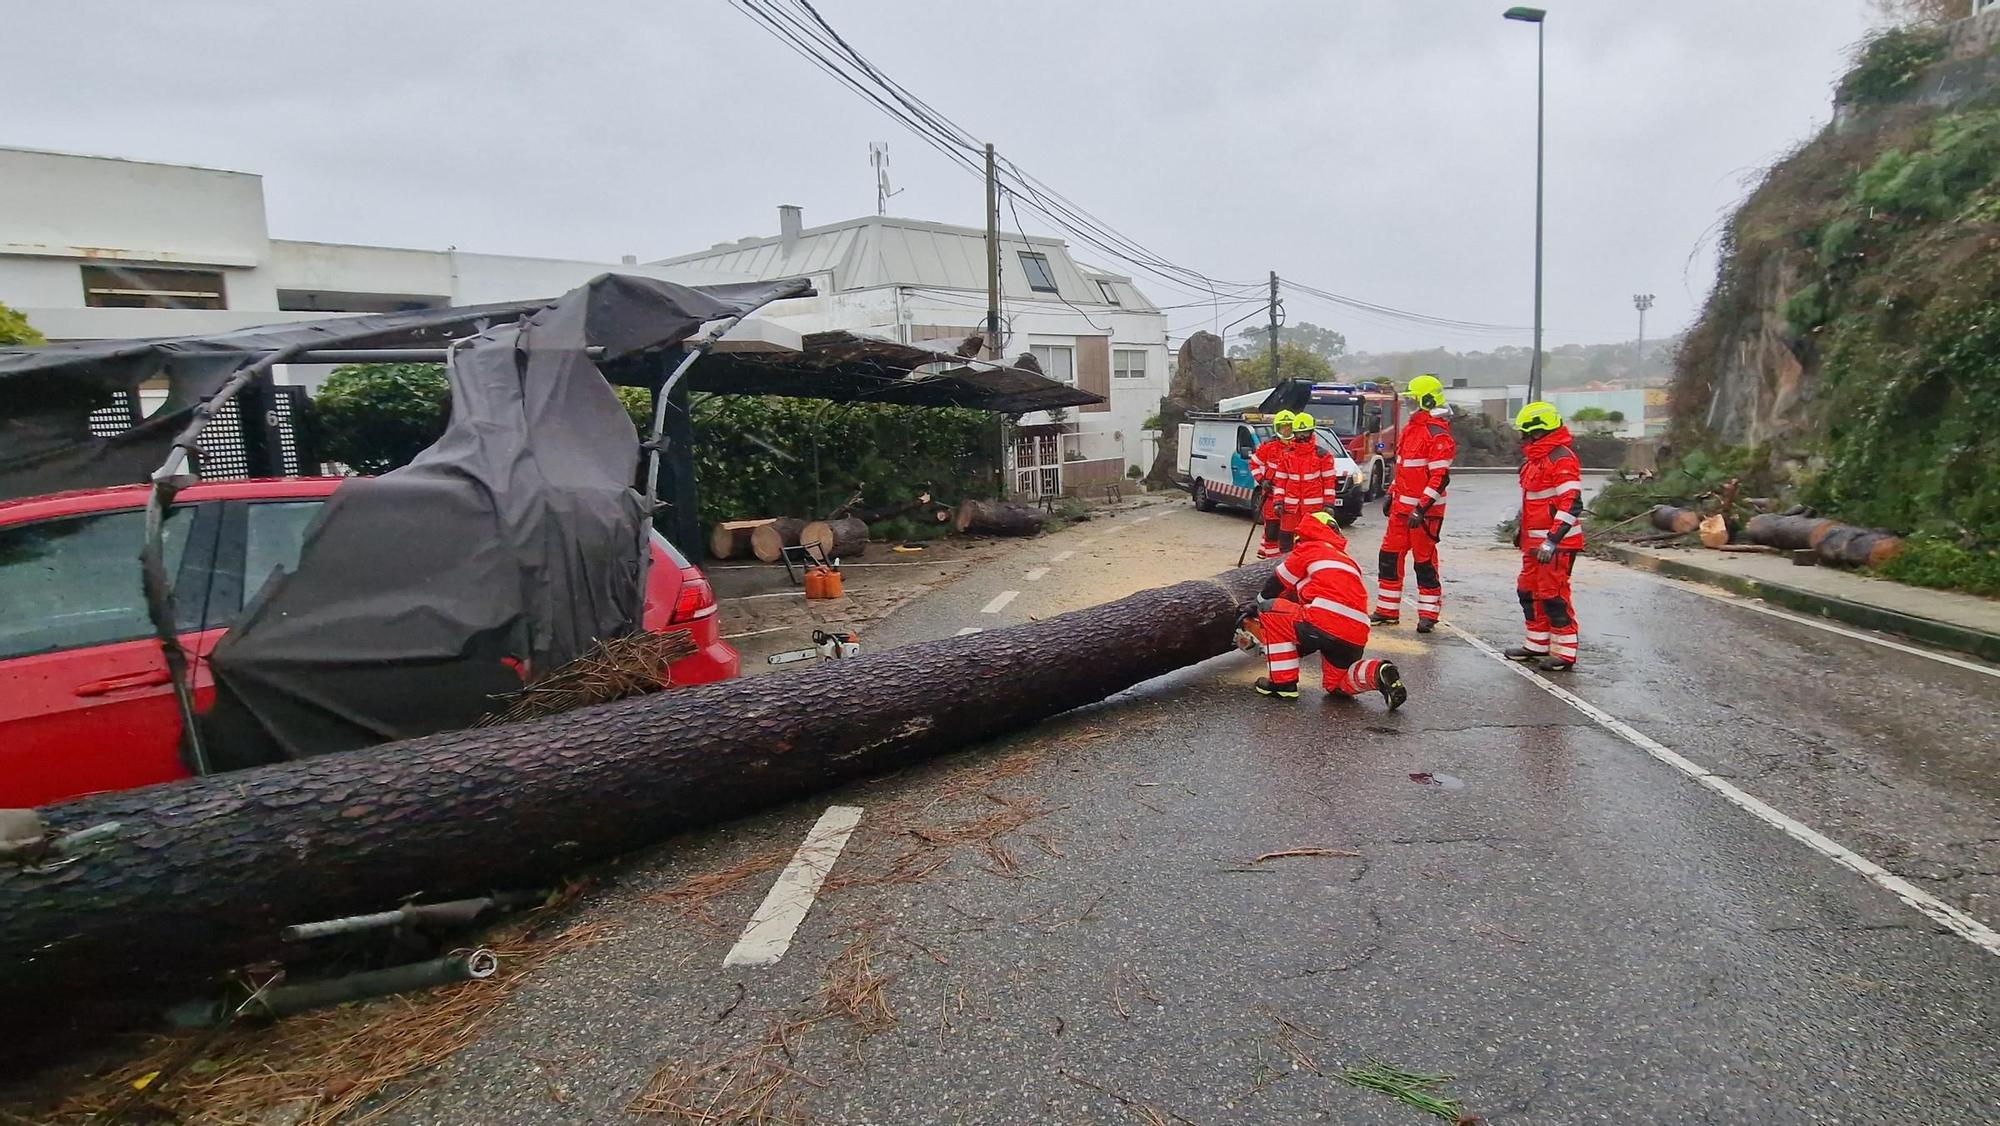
1096 280 1122 306
1113 348 1147 380
1018 252 1059 294
1030 343 1075 384
81 265 226 310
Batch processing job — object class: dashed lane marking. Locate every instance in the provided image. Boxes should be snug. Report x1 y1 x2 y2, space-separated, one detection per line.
1051 551 1075 563
1024 567 1050 581
723 805 864 967
1443 621 2000 958
1130 514 1154 524
981 590 1021 614
954 627 983 636
1633 572 2000 680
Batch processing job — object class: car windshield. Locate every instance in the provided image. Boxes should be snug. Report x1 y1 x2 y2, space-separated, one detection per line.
1314 401 1364 437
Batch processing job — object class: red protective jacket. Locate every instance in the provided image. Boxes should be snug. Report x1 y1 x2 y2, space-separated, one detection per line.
1520 425 1585 550
1268 516 1372 645
1389 408 1456 516
1274 437 1336 530
1250 436 1288 517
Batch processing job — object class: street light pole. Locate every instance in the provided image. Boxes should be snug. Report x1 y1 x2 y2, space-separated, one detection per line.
1505 6 1548 402
1632 293 1654 376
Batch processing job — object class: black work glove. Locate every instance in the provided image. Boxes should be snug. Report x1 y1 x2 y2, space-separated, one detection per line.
1535 540 1558 564
1405 509 1426 529
1255 597 1277 615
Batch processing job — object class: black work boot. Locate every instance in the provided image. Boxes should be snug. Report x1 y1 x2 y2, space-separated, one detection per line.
1254 677 1300 699
1537 656 1576 673
1415 618 1436 635
1369 610 1399 625
1375 662 1408 711
1503 646 1545 662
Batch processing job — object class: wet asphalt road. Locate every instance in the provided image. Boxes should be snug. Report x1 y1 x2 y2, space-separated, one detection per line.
386 476 1999 1125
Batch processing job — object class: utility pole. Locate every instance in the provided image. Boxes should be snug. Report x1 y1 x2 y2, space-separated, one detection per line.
1632 292 1655 377
1268 271 1280 381
985 143 1002 361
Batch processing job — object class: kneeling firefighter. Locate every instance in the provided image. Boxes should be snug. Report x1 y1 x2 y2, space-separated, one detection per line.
1508 401 1584 671
1249 510 1408 708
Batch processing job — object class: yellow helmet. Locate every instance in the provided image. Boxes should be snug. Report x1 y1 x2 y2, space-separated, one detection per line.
1271 409 1297 433
1291 411 1316 434
1311 510 1335 526
1407 374 1445 409
1515 401 1562 435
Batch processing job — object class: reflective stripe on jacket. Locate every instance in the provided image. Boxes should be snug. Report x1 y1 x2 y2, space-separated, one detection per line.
1519 424 1585 549
1390 408 1455 514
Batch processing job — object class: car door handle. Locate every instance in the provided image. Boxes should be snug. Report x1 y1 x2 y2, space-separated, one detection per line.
73 670 174 697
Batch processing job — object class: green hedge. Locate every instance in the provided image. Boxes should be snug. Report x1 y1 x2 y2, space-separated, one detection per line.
313 365 1000 529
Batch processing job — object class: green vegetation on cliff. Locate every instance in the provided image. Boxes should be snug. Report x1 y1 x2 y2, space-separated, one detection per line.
1667 26 2000 593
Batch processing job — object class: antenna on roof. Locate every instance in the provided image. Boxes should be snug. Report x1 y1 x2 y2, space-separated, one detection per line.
869 142 902 216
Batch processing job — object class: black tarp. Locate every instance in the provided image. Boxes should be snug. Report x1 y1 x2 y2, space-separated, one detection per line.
201 275 810 765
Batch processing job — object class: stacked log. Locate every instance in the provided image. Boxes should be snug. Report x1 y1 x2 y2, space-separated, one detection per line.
799 517 868 560
1740 513 1901 568
955 499 1048 536
749 517 808 563
1648 505 1702 534
0 561 1278 1056
709 518 774 561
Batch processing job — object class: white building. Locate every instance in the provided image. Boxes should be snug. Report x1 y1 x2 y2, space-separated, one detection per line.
0 146 746 401
651 207 1170 491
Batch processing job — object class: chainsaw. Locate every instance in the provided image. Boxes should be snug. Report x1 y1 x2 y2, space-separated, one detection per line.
767 629 862 666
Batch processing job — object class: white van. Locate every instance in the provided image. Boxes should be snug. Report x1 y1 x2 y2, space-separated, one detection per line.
1178 412 1365 526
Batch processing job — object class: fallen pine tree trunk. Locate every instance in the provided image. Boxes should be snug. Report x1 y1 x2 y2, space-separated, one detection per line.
1741 513 1901 568
955 498 1047 536
0 561 1275 1056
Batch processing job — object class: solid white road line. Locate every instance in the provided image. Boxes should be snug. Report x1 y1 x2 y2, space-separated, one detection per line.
732 590 806 600
1444 622 2000 957
721 625 793 640
1052 551 1075 563
954 626 983 636
981 590 1021 614
1637 572 2000 680
723 805 864 968
1024 567 1050 581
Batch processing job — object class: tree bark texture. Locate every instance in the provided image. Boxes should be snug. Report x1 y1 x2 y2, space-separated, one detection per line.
750 517 807 562
0 562 1276 1053
799 517 868 560
709 519 774 561
954 499 1047 536
1740 514 1900 567
1648 505 1701 535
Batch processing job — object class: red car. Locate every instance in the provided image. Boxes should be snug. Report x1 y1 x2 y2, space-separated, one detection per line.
0 477 735 808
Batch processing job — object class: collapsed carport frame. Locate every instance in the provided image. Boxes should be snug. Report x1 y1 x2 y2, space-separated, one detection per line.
0 275 1100 775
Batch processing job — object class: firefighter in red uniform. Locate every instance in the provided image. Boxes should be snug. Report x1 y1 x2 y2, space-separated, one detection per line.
1250 410 1297 560
1276 410 1337 537
1372 375 1455 634
1248 510 1408 708
1507 402 1585 671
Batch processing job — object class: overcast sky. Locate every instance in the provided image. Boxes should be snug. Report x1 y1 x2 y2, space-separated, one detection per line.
3 0 1883 353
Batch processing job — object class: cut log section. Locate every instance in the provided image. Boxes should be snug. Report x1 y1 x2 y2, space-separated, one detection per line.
1741 513 1901 568
955 499 1048 536
709 518 775 561
0 562 1278 1056
799 517 868 561
1648 505 1701 535
749 517 807 563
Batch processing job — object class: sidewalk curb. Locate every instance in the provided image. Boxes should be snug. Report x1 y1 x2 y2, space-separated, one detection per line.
1604 544 2000 663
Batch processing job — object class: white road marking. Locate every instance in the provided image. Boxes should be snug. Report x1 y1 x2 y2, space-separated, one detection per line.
721 625 792 640
731 590 806 600
723 805 864 968
1444 622 2000 957
1052 551 1075 563
1130 513 1154 524
1636 572 2000 680
981 590 1021 614
1023 567 1050 581
954 626 983 636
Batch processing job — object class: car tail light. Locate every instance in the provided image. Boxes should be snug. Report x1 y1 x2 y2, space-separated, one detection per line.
670 566 717 623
